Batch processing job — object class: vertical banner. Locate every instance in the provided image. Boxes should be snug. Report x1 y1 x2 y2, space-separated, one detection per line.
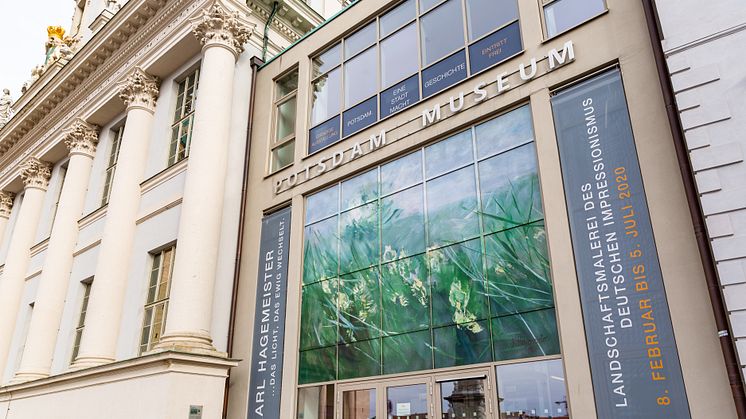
247 206 292 419
551 68 690 418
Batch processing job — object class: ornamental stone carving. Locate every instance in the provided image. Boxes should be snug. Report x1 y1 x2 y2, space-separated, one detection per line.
118 67 160 112
0 89 12 129
20 158 53 190
192 1 252 57
64 119 100 157
0 191 15 218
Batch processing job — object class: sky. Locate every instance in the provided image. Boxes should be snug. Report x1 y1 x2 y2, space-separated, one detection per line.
0 1 75 100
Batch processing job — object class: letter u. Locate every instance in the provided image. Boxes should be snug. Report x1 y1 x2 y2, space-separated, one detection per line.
520 58 538 80
449 92 465 112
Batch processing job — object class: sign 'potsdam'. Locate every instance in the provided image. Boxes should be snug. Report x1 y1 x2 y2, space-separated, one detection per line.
552 68 690 418
247 207 292 419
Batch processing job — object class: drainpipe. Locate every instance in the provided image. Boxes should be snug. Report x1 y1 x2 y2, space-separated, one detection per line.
222 55 264 419
641 1 746 416
263 1 280 62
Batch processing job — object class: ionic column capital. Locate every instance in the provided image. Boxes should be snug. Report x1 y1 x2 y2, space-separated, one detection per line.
118 67 160 113
64 119 100 158
20 158 52 191
0 191 15 218
192 1 253 58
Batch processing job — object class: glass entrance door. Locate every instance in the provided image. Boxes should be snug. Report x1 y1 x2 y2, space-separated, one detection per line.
435 369 492 419
386 381 430 419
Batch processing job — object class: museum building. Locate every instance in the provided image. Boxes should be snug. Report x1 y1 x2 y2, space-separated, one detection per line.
227 0 742 418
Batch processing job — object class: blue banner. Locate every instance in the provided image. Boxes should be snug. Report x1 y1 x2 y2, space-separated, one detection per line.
309 115 340 154
343 96 378 138
422 49 467 98
469 21 522 75
552 68 690 418
247 206 292 419
380 74 420 119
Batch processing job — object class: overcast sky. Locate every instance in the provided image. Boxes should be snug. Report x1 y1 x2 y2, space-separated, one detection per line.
0 1 74 99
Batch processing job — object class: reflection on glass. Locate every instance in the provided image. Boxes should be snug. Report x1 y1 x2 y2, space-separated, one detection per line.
381 254 430 335
342 169 378 210
381 151 422 195
429 239 487 327
387 384 429 419
276 96 297 140
382 185 426 261
339 339 382 379
492 308 560 361
306 185 339 224
345 46 378 107
343 388 377 419
383 329 433 374
478 144 542 234
433 321 491 368
339 202 379 274
380 0 416 38
381 23 418 89
300 279 338 349
544 0 606 37
276 71 298 98
426 166 479 246
465 0 518 41
271 139 295 172
339 267 382 342
345 22 377 59
475 105 533 159
440 378 487 419
312 67 342 126
303 216 339 284
313 43 342 77
297 384 334 419
485 222 553 317
425 130 473 178
419 0 442 14
299 346 337 384
496 359 569 419
420 0 465 66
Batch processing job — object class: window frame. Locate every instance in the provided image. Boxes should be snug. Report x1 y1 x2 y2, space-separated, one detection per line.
539 0 609 40
168 68 200 167
138 245 176 354
271 68 299 173
101 124 124 206
306 0 524 157
70 279 93 364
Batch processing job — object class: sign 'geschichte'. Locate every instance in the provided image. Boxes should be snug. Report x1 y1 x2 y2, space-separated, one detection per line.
552 68 690 418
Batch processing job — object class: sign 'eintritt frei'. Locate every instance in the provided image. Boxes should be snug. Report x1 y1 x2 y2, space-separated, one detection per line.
273 40 576 194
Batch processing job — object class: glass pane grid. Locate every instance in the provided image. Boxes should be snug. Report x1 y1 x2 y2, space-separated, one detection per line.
300 106 558 384
140 247 175 354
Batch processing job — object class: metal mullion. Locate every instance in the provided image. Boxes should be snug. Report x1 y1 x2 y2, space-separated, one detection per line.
460 0 471 76
419 148 435 372
415 0 424 108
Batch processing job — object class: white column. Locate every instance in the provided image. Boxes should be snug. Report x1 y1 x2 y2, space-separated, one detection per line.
156 1 252 353
0 191 16 246
13 120 99 382
72 68 160 369
0 158 52 377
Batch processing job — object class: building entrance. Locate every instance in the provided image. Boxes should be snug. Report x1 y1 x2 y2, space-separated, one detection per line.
338 367 493 419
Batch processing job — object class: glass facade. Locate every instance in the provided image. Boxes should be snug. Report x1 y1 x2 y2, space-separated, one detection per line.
299 105 559 385
308 0 522 154
544 0 606 37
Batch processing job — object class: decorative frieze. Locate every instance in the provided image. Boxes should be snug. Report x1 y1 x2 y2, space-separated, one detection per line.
192 1 253 57
0 191 15 218
20 158 53 190
118 67 160 112
64 119 100 157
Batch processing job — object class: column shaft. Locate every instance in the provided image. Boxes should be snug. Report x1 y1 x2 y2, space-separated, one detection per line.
0 160 51 378
74 73 158 368
14 122 98 381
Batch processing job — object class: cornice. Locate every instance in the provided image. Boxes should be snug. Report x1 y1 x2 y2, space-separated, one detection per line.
247 0 319 43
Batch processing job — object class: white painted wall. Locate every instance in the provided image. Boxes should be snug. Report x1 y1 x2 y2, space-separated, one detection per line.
656 0 746 374
1 276 39 382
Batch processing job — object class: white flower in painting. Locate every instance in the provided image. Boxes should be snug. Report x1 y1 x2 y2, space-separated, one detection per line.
533 229 546 241
337 292 351 311
465 321 484 334
383 245 397 261
321 280 332 294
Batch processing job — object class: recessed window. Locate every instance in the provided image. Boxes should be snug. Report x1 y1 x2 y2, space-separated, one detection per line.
379 0 415 37
101 124 124 206
496 359 569 418
272 70 298 173
70 281 92 363
380 23 418 89
344 46 377 106
139 246 175 354
466 0 519 41
419 0 464 66
543 0 606 37
168 68 200 166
